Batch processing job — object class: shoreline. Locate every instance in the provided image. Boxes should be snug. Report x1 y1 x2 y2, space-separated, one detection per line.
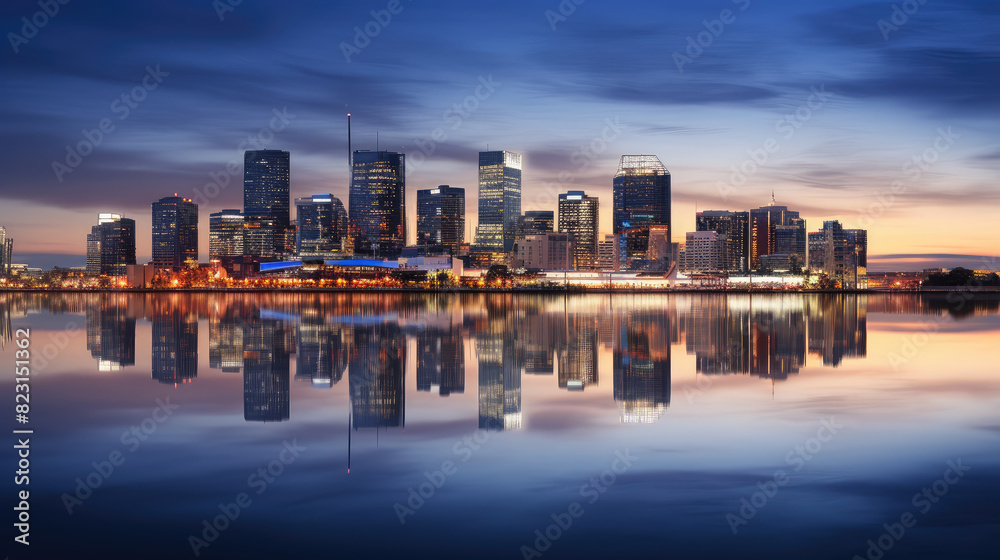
1 287 997 294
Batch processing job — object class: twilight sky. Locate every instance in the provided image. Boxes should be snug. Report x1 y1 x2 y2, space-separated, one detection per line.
1 0 998 271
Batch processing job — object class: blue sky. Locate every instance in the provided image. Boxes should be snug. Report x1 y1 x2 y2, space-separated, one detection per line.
1 0 998 270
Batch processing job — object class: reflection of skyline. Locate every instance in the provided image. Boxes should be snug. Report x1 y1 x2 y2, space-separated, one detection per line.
613 307 674 423
151 303 198 385
682 295 866 376
243 313 291 422
13 292 995 429
416 326 464 396
477 299 522 431
296 309 349 388
350 321 405 429
86 295 136 371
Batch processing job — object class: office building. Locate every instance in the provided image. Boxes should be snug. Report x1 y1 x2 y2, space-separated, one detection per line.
0 226 12 275
152 195 198 271
613 155 671 269
681 231 727 273
598 234 619 271
809 221 868 288
416 185 465 255
517 211 554 237
474 150 522 255
209 210 244 263
749 197 803 271
350 150 406 259
295 194 349 257
558 191 599 270
86 214 136 276
514 233 573 271
243 149 290 257
696 210 749 271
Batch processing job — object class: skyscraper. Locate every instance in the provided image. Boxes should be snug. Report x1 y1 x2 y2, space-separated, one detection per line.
474 150 522 255
749 197 803 271
613 155 671 269
350 150 406 259
517 211 554 238
696 210 749 271
558 191 599 270
86 214 136 276
809 221 868 288
0 226 12 275
209 210 244 264
243 149 290 258
295 194 349 257
152 195 198 271
416 185 465 255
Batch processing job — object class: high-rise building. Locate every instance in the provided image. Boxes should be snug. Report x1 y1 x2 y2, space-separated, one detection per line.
514 233 573 271
86 214 136 276
209 210 244 264
295 194 348 257
809 221 867 288
243 149 290 257
681 231 727 273
416 185 465 255
749 198 803 271
0 226 12 275
350 150 406 259
613 155 671 269
598 234 619 271
474 150 522 255
696 210 749 271
152 195 198 271
558 191 599 270
517 211 554 238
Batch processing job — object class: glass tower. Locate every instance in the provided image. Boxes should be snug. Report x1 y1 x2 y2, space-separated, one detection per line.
474 150 522 253
613 155 671 270
416 185 465 255
350 150 406 259
209 210 244 262
295 194 348 257
558 191 599 270
87 213 136 276
152 195 198 271
243 149 290 257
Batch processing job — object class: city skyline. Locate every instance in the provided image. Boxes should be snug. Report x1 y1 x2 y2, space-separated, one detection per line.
2 1 997 272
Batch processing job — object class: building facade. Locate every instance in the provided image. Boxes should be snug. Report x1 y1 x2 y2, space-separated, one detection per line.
416 185 465 255
350 150 406 259
613 155 671 269
295 194 349 257
209 210 244 264
474 150 522 255
152 195 198 271
0 226 12 275
87 214 136 276
243 149 290 258
517 211 554 237
558 191 599 270
514 233 573 271
681 231 727 273
808 221 867 288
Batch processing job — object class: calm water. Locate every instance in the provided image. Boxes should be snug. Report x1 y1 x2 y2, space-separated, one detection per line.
2 292 998 559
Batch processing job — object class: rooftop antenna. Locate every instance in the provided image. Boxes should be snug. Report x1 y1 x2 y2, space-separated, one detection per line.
347 112 352 182
376 131 379 152
771 190 776 205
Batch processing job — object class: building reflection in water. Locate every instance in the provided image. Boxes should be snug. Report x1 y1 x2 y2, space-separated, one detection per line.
558 313 598 391
350 320 405 429
613 304 674 423
477 297 522 431
151 299 198 385
416 325 464 396
86 294 136 371
683 294 866 377
209 299 244 373
243 311 291 422
296 308 349 389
